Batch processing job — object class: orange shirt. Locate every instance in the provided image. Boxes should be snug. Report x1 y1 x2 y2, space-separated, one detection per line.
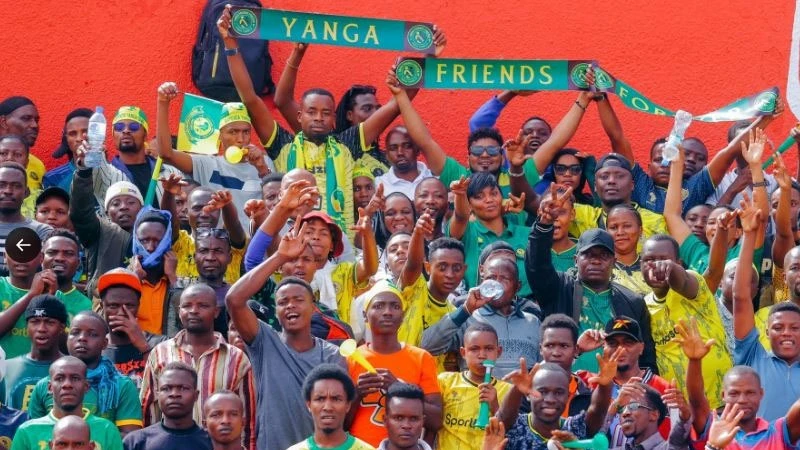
347 344 440 447
137 277 169 335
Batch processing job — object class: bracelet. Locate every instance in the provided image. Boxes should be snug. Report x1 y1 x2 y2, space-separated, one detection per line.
752 180 768 188
286 61 300 70
575 100 587 111
224 47 239 56
509 167 525 177
705 444 722 450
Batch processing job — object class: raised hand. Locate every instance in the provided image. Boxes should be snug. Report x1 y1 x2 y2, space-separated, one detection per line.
350 207 373 235
537 184 573 225
413 213 436 237
662 379 691 421
449 176 470 198
502 358 540 398
773 152 792 190
645 259 675 286
244 144 270 175
163 251 178 285
30 269 58 295
216 4 233 39
577 329 605 354
157 82 179 103
432 25 447 57
386 65 403 96
279 180 319 211
364 183 386 217
715 209 738 233
243 199 268 224
504 129 534 167
74 139 105 169
741 128 767 165
159 173 186 195
708 402 745 449
278 220 310 259
464 287 490 314
673 316 715 361
503 193 526 215
589 346 624 386
482 417 507 450
615 377 646 407
737 192 762 233
203 190 233 214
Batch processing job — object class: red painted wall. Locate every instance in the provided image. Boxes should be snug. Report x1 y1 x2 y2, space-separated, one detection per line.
1 0 797 170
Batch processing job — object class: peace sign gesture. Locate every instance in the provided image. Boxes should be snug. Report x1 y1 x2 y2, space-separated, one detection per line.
277 219 310 259
504 129 535 168
537 184 573 225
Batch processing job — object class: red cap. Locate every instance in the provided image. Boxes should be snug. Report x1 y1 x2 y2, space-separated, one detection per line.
97 268 142 294
300 211 344 258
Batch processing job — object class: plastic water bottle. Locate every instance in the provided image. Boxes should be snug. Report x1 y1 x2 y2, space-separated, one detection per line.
661 110 692 166
85 106 106 168
479 279 504 301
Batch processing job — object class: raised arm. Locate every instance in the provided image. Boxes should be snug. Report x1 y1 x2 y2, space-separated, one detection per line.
159 173 184 243
732 193 760 340
532 91 593 174
704 210 736 292
741 129 770 248
351 206 379 285
675 317 713 434
468 91 519 132
595 92 634 161
399 213 434 288
652 259 699 299
272 43 306 133
205 190 247 249
664 147 692 244
218 6 276 144
447 177 471 240
707 106 780 185
498 359 538 431
584 347 621 435
772 154 794 268
155 82 193 174
70 165 103 247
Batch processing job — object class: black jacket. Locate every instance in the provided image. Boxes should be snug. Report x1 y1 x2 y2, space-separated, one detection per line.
525 221 658 373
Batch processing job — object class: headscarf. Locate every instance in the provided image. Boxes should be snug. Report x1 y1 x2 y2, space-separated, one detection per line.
131 206 173 269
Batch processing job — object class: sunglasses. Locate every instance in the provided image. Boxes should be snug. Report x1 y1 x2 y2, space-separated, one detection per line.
196 227 230 241
617 402 655 414
113 122 142 133
554 164 582 176
469 145 502 157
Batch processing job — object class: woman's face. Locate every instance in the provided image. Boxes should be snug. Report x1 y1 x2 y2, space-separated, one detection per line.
384 195 414 234
468 186 503 221
606 209 642 256
553 154 582 190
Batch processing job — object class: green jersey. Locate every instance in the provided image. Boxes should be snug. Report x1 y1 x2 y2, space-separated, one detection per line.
10 409 123 450
2 356 53 411
573 286 614 373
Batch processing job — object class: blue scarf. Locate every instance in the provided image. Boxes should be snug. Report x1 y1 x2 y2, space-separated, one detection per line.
86 356 120 414
131 206 173 269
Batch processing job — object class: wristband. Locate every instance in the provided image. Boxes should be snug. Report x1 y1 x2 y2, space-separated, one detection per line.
575 100 587 111
509 167 525 178
751 180 768 188
705 445 722 450
224 47 239 56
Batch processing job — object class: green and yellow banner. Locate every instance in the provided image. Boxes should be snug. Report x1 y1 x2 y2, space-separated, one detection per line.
228 6 437 54
177 93 223 155
394 58 778 122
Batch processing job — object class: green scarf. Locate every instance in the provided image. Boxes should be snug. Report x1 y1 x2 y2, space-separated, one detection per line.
286 132 348 232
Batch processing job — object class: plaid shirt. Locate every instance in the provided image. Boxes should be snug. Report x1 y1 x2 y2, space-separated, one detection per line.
140 330 256 450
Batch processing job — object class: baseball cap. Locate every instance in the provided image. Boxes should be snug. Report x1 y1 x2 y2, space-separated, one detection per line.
595 153 632 173
104 181 144 210
35 186 70 207
300 211 344 258
576 228 614 255
604 316 643 342
25 294 68 324
97 268 142 295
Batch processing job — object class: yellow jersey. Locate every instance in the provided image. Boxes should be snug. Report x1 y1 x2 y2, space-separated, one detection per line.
172 230 245 287
570 203 666 242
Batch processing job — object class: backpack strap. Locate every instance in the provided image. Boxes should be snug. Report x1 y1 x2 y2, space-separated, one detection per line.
572 280 583 324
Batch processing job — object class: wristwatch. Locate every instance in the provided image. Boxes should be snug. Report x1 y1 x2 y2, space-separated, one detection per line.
224 47 240 56
752 180 768 188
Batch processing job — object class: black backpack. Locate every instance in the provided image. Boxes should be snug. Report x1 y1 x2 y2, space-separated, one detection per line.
192 0 274 102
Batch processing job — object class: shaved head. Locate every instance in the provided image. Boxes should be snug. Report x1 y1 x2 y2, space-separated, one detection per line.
50 415 94 450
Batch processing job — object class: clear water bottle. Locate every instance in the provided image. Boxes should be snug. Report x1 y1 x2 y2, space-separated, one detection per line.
661 110 692 166
85 106 106 168
479 279 504 301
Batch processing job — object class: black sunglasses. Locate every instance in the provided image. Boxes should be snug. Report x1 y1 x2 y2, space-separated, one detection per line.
554 164 582 176
469 145 502 157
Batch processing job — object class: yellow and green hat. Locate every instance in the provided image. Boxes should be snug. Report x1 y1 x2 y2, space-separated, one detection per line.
363 281 405 312
112 106 149 134
352 164 375 181
219 102 251 129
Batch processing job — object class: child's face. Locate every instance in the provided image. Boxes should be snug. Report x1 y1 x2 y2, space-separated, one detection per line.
460 330 501 378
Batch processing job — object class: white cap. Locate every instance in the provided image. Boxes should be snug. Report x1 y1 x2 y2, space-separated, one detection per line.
104 181 144 210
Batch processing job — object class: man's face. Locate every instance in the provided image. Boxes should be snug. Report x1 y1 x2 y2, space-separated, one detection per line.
136 221 166 253
280 245 319 283
414 179 447 221
384 195 415 234
205 395 244 446
576 247 615 286
647 144 671 187
427 248 465 297
28 316 64 351
0 167 28 214
43 237 80 285
786 253 800 301
112 120 146 154
385 397 425 448
603 335 642 372
540 328 578 371
50 425 95 450
101 287 140 335
479 257 519 310
532 370 570 423
302 218 334 260
347 93 379 125
771 188 800 232
262 181 281 212
36 197 71 229
219 122 251 149
640 240 677 290
467 137 503 173
298 94 335 141
684 205 710 244
2 104 40 146
722 372 763 423
767 311 800 361
307 379 350 435
366 292 404 335
386 132 418 173
385 234 410 278
461 330 501 379
595 166 633 206
106 195 141 231
188 190 220 229
619 398 659 439
6 251 41 280
0 139 29 167
179 290 218 333
353 176 375 210
65 116 89 154
195 236 231 282
174 187 190 230
157 369 198 420
275 283 314 333
67 315 107 365
521 118 551 153
49 361 89 412
681 138 708 178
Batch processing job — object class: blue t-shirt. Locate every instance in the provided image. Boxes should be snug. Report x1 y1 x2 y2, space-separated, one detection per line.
0 404 27 449
631 164 715 214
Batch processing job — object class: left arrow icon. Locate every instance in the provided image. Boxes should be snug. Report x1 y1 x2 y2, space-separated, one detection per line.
16 239 30 252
